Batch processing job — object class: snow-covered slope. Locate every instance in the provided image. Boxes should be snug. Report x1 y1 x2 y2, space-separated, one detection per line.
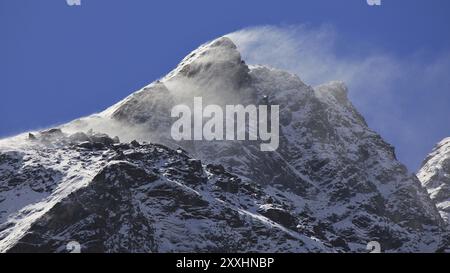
417 138 450 252
0 36 448 252
418 138 450 225
90 37 445 252
1 130 329 252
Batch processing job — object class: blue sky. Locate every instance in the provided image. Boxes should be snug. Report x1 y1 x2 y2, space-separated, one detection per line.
1 0 450 171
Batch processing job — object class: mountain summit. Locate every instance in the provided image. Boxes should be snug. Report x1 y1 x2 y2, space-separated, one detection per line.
0 37 448 252
418 138 450 225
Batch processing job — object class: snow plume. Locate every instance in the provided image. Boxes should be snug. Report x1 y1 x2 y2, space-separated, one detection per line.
227 25 450 171
3 26 449 171
227 25 387 86
61 115 153 143
60 37 258 146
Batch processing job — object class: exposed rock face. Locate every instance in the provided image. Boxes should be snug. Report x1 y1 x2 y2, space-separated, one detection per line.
1 130 328 253
0 37 448 252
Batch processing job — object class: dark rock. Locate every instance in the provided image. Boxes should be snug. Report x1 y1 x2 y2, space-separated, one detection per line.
124 150 145 160
330 238 349 251
69 132 90 143
258 205 298 229
206 164 225 174
130 140 140 147
216 178 239 193
94 161 158 187
90 133 115 147
91 142 106 150
77 141 93 149
187 159 202 173
40 128 63 136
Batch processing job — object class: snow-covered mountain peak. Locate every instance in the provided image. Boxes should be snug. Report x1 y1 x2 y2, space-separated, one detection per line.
1 35 449 252
163 37 248 87
80 36 448 252
419 138 450 186
418 137 450 225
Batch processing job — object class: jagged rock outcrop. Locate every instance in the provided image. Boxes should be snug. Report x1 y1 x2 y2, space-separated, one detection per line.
0 130 328 253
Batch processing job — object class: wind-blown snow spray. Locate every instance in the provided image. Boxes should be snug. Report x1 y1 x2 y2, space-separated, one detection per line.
171 97 280 151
